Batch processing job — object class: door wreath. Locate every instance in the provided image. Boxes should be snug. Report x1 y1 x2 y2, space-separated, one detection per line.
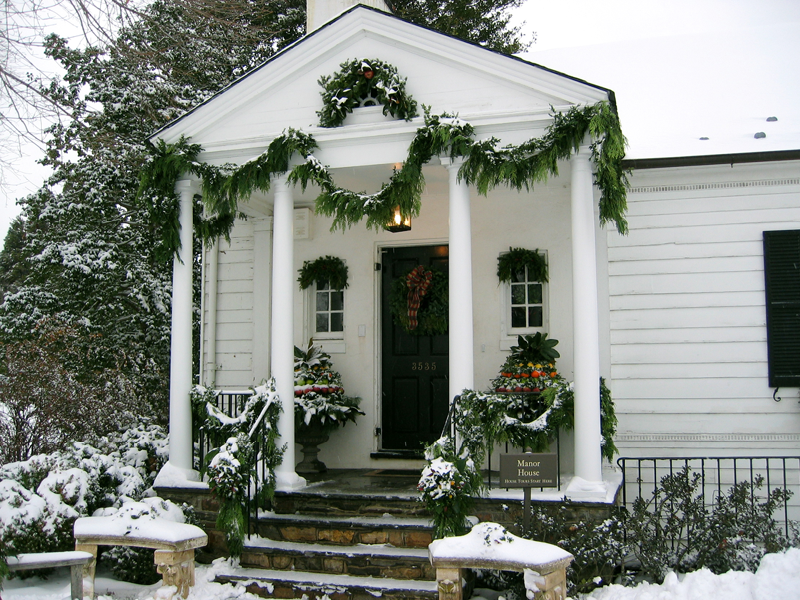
389 265 448 336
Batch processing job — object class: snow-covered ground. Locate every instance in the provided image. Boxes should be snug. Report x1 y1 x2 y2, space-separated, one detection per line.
4 548 800 600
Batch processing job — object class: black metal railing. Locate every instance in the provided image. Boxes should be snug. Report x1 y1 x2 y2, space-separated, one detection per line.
617 455 800 538
193 389 271 535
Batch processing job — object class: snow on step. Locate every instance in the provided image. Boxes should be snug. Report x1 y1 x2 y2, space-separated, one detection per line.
218 567 439 593
260 511 433 528
245 536 430 558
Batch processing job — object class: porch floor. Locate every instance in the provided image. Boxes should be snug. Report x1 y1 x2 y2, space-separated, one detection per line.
291 465 622 504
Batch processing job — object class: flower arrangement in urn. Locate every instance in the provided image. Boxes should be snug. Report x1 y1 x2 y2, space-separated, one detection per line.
492 333 561 393
294 340 363 473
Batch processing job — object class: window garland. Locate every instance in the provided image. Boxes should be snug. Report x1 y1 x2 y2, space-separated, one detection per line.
497 247 548 283
140 102 629 259
317 58 419 128
298 255 349 290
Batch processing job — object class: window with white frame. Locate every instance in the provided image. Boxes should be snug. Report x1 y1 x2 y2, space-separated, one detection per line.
313 281 344 338
509 267 545 330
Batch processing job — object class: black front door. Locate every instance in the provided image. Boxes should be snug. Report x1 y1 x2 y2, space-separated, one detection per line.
380 245 449 452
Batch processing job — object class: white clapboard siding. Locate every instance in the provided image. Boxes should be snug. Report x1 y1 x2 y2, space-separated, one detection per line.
208 221 255 388
608 164 800 457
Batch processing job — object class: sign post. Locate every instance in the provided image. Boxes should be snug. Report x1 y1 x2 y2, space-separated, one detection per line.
499 451 558 532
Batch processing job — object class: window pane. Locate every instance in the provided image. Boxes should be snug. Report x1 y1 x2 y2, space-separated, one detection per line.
528 283 543 304
331 312 344 332
511 307 526 328
511 284 525 305
528 306 543 327
318 281 329 290
316 313 329 332
331 291 344 310
316 291 329 311
513 269 526 283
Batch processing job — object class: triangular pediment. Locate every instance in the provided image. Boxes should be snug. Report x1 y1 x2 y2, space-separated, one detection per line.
153 5 613 167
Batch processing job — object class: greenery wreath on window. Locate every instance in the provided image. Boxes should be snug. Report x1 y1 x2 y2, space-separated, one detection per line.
317 58 419 128
497 247 548 283
389 265 448 336
298 255 349 290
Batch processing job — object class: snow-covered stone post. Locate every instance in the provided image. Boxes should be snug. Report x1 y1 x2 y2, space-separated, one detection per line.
442 156 474 404
569 144 603 487
167 178 200 477
270 173 305 490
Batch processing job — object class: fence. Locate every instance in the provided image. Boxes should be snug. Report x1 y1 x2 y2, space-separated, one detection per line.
616 456 800 538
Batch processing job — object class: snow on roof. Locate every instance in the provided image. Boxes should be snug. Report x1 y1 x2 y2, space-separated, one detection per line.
521 22 800 160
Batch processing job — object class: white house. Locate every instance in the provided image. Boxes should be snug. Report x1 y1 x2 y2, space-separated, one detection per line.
152 0 800 496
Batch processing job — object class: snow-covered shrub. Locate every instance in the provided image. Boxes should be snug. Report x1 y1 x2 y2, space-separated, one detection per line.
627 467 797 582
0 421 170 576
418 437 483 539
515 500 627 596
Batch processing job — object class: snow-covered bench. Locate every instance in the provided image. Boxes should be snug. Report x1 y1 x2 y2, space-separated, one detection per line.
74 516 207 599
428 522 574 600
6 551 94 600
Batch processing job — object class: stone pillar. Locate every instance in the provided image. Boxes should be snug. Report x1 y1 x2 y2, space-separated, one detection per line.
168 178 199 474
569 145 603 485
442 157 474 403
270 175 305 490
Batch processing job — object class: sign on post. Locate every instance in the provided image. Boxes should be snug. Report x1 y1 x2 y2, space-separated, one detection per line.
499 453 558 488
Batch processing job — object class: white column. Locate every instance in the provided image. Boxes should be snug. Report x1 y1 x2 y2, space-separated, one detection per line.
570 145 603 486
270 175 305 490
167 178 199 476
443 157 474 403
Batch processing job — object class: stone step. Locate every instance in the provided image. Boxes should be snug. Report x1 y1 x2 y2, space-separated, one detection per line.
253 512 434 549
240 537 436 580
216 567 439 600
272 489 426 518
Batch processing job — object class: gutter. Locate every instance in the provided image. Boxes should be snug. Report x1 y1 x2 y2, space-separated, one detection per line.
622 149 800 170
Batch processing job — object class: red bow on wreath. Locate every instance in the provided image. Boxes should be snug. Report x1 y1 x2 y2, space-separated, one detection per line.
406 266 433 330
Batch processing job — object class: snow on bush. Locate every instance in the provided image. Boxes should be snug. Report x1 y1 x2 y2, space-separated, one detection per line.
0 422 170 562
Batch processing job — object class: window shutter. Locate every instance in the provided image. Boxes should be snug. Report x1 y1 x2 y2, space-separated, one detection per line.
763 230 800 387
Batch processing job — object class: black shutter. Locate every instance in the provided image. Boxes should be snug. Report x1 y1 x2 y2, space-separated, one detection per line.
763 230 800 387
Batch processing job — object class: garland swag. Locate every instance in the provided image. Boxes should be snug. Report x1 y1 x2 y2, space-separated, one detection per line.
389 266 448 336
497 248 548 283
298 255 349 290
317 58 419 128
140 103 628 259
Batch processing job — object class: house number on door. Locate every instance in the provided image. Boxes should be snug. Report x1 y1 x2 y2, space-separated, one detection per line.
411 361 437 371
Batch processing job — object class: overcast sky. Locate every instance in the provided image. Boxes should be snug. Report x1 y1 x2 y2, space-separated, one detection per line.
1 0 798 241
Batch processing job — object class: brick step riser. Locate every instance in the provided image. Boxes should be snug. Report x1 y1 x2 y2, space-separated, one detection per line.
272 494 427 518
254 521 434 549
218 576 438 600
240 548 436 580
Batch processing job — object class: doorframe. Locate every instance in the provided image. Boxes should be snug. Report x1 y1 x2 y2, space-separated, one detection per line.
372 238 448 453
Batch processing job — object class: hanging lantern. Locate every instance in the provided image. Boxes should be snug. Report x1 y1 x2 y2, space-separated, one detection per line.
385 206 411 232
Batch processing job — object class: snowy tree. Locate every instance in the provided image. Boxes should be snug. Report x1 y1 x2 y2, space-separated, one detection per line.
0 0 530 460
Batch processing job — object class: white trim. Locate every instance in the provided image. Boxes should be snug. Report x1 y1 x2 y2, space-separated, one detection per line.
629 178 800 194
617 433 800 443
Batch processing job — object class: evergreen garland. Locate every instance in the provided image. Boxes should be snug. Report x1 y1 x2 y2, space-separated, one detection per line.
389 266 448 336
298 255 349 290
317 58 419 128
497 248 548 283
140 102 628 258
